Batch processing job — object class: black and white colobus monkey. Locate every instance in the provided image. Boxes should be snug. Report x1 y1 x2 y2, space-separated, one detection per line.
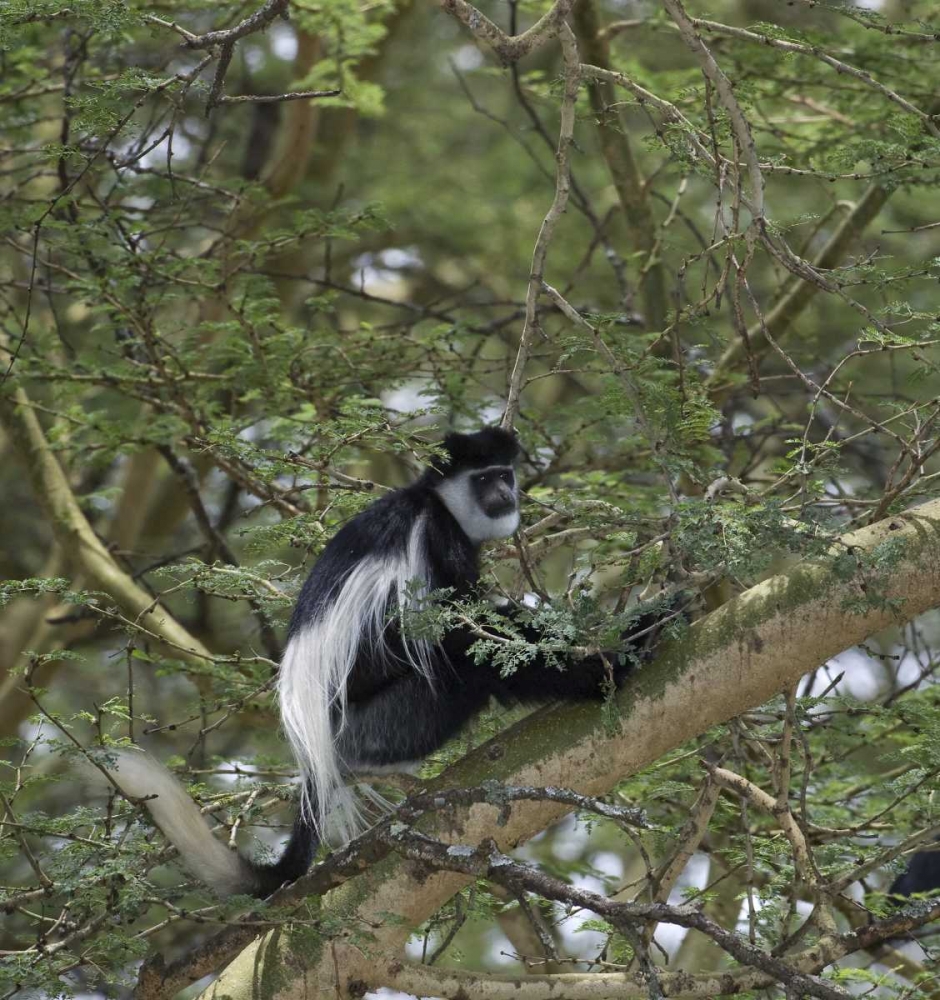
107 427 668 897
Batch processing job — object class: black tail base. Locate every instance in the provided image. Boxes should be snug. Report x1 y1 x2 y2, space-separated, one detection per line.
251 809 320 898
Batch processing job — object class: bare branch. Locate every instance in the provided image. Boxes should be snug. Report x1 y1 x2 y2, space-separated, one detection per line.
216 89 341 104
662 0 764 220
692 17 940 137
179 0 289 51
438 0 576 64
502 24 579 430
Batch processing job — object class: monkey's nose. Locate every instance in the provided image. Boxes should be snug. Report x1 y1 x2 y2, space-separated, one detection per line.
486 497 516 517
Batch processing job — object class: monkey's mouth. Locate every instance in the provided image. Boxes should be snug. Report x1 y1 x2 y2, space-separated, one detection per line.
485 500 517 518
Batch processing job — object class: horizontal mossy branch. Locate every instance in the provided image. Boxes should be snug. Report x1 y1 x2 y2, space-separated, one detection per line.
0 387 213 665
201 499 940 1000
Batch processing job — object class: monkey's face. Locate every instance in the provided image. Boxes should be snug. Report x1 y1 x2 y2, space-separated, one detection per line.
435 465 520 543
470 466 517 518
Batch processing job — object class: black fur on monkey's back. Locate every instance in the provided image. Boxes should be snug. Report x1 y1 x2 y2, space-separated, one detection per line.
106 428 675 899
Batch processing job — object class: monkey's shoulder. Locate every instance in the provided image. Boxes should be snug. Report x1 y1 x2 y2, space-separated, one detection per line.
335 487 426 555
290 486 475 624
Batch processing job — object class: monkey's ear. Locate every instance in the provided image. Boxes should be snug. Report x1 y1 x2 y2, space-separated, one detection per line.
428 432 462 477
441 431 464 461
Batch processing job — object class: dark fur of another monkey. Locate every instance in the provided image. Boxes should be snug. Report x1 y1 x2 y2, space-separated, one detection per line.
105 428 673 897
889 845 940 900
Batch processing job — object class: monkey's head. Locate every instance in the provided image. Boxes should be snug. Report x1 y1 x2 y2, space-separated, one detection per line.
430 427 520 544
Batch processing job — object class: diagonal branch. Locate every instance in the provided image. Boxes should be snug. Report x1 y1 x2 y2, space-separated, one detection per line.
174 0 288 51
662 0 763 221
707 184 889 387
0 386 213 665
691 17 939 137
354 883 940 1000
200 498 940 999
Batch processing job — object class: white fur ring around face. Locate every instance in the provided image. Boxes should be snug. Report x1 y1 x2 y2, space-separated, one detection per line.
435 470 520 543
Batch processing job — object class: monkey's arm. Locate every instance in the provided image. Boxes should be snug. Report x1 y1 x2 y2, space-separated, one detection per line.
446 600 673 704
340 600 678 768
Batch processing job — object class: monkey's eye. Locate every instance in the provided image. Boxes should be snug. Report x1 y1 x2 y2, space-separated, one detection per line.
499 471 513 483
475 473 488 484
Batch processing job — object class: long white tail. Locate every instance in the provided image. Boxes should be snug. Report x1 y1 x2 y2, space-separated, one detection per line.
99 751 257 896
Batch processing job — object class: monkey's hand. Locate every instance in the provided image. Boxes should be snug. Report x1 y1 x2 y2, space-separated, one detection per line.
613 591 687 682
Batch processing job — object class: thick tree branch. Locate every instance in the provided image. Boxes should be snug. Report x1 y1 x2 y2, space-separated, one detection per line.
146 0 289 51
351 888 940 1000
354 960 777 999
375 831 852 999
200 498 940 999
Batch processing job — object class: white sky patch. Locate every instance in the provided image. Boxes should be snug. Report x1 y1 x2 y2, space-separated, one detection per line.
243 44 265 71
404 934 434 961
735 895 812 936
895 646 930 688
346 248 424 301
800 647 882 700
353 247 422 272
451 44 484 71
555 877 608 958
573 871 608 895
590 850 625 882
351 264 409 301
368 988 415 1000
210 759 269 788
383 381 431 414
844 879 866 902
123 195 156 212
185 115 210 139
137 132 193 171
18 719 48 752
549 814 592 862
731 411 754 434
479 400 505 425
653 852 711 958
270 23 298 61
825 476 859 497
487 925 525 966
380 246 423 269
